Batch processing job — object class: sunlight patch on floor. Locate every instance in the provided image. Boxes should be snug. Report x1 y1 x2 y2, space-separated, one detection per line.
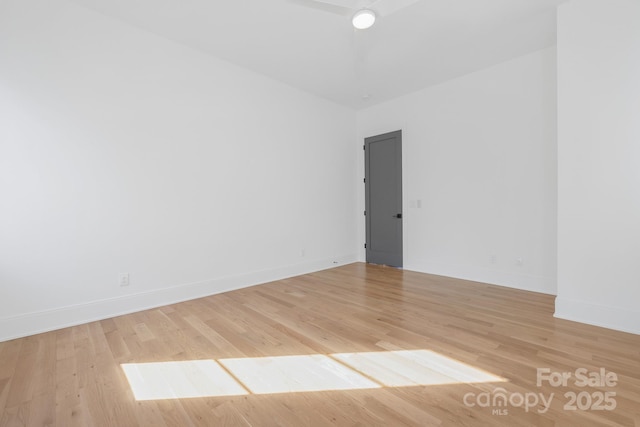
122 350 506 400
121 360 248 400
218 354 380 394
333 350 505 386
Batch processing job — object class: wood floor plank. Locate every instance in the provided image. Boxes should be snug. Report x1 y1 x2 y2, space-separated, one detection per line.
0 339 22 415
1 263 639 426
4 337 39 409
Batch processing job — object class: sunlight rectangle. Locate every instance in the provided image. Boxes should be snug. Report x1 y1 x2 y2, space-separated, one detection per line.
218 354 381 394
332 350 505 387
122 360 248 400
122 350 505 400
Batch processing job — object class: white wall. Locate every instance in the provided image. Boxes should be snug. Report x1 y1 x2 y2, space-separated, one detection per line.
357 47 558 294
0 0 358 341
556 0 640 334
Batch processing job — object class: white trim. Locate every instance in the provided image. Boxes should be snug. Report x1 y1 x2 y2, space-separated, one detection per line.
554 297 640 336
0 255 357 342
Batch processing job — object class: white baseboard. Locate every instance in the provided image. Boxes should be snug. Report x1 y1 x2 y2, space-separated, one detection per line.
555 297 640 335
405 261 557 295
0 254 357 342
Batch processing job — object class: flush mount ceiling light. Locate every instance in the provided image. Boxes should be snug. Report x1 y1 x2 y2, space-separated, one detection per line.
294 0 419 30
352 9 376 30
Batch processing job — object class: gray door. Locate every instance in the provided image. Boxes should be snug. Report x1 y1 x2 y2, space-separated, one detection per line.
365 130 403 267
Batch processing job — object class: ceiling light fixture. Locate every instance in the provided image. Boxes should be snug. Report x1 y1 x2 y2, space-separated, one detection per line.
352 9 376 30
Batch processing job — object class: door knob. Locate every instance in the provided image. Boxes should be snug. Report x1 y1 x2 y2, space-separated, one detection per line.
393 213 402 219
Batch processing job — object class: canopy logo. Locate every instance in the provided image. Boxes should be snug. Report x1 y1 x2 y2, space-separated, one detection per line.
463 388 553 415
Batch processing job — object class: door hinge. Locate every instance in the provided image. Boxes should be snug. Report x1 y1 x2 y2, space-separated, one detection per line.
363 178 366 183
363 145 365 150
364 243 367 249
364 210 366 216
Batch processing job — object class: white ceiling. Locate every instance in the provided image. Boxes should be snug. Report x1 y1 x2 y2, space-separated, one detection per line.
69 0 567 109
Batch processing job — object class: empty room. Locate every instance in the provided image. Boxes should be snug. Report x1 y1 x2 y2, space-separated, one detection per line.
1 0 639 426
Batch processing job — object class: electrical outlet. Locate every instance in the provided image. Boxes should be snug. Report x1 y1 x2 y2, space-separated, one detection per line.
119 273 130 287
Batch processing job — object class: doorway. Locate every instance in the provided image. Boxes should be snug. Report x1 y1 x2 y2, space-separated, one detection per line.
364 130 403 267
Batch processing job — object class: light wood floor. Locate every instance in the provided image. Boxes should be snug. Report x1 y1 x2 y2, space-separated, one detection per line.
1 263 639 426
